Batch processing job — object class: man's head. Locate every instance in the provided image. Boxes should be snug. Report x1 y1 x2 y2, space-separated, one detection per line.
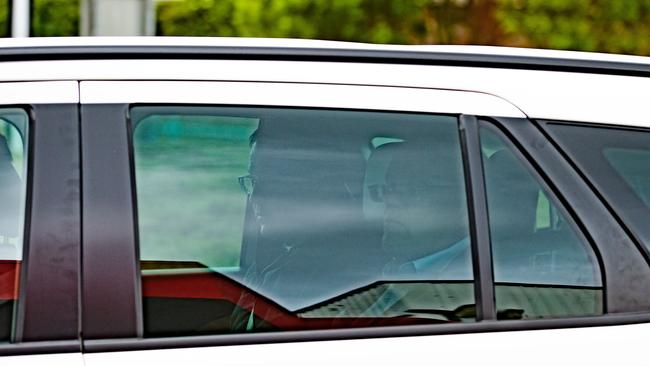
379 141 468 260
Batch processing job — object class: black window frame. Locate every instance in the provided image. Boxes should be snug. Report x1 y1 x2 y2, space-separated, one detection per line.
0 104 81 356
80 106 650 353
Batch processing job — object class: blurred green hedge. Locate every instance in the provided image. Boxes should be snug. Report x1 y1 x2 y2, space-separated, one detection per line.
156 0 650 55
3 0 650 56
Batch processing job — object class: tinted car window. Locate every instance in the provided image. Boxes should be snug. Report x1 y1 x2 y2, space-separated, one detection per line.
132 106 474 337
0 109 28 343
480 123 602 319
545 123 650 257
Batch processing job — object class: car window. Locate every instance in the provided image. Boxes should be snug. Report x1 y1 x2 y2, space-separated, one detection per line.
132 106 474 337
0 109 28 343
604 148 650 206
545 123 650 258
480 123 603 319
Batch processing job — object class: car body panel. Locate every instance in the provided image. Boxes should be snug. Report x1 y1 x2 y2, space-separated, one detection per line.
0 81 77 104
2 353 82 366
79 80 525 118
0 37 649 65
83 321 650 366
0 38 647 363
0 59 645 125
77 77 646 362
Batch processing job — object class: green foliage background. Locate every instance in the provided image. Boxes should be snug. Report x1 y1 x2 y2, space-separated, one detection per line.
496 0 650 55
3 0 650 55
31 0 79 37
155 0 650 55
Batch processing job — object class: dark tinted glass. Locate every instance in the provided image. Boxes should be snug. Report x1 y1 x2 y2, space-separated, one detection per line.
546 123 650 256
133 106 474 337
480 123 602 319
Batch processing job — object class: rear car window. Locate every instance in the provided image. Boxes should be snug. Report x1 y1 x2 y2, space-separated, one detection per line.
545 123 650 257
131 106 474 337
480 123 602 319
0 109 28 343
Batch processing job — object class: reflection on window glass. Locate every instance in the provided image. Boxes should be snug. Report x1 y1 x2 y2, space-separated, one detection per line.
133 107 474 337
0 109 28 343
135 114 258 268
480 123 602 319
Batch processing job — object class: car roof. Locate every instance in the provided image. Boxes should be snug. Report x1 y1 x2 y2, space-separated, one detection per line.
0 37 648 75
0 37 645 63
0 37 648 128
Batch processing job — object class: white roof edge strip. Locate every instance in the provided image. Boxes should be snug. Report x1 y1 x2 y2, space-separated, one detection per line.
80 81 525 118
0 81 78 104
0 37 647 65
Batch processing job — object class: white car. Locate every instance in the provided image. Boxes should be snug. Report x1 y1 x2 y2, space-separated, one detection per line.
0 37 649 365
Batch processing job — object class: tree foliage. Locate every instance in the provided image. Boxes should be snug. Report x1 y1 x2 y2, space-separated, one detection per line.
31 0 79 37
0 0 648 56
156 0 492 44
496 0 650 54
0 0 79 37
156 0 650 55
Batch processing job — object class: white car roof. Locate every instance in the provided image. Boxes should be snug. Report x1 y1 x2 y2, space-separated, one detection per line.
0 36 647 65
0 37 648 127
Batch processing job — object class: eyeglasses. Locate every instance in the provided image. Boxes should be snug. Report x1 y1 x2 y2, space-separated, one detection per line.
238 174 256 196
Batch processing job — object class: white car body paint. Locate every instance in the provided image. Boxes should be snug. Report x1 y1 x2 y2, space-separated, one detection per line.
2 352 83 366
0 81 78 104
0 59 645 125
80 81 526 118
0 37 648 65
84 322 650 366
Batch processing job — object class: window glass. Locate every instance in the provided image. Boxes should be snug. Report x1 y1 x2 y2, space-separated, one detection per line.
0 109 28 343
133 107 473 337
480 123 602 319
604 148 650 206
545 124 650 256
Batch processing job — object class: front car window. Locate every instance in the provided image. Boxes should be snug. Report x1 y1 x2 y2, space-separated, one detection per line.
132 107 474 337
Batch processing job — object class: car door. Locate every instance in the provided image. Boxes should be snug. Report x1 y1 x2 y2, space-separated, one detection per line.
0 81 83 365
78 79 650 365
